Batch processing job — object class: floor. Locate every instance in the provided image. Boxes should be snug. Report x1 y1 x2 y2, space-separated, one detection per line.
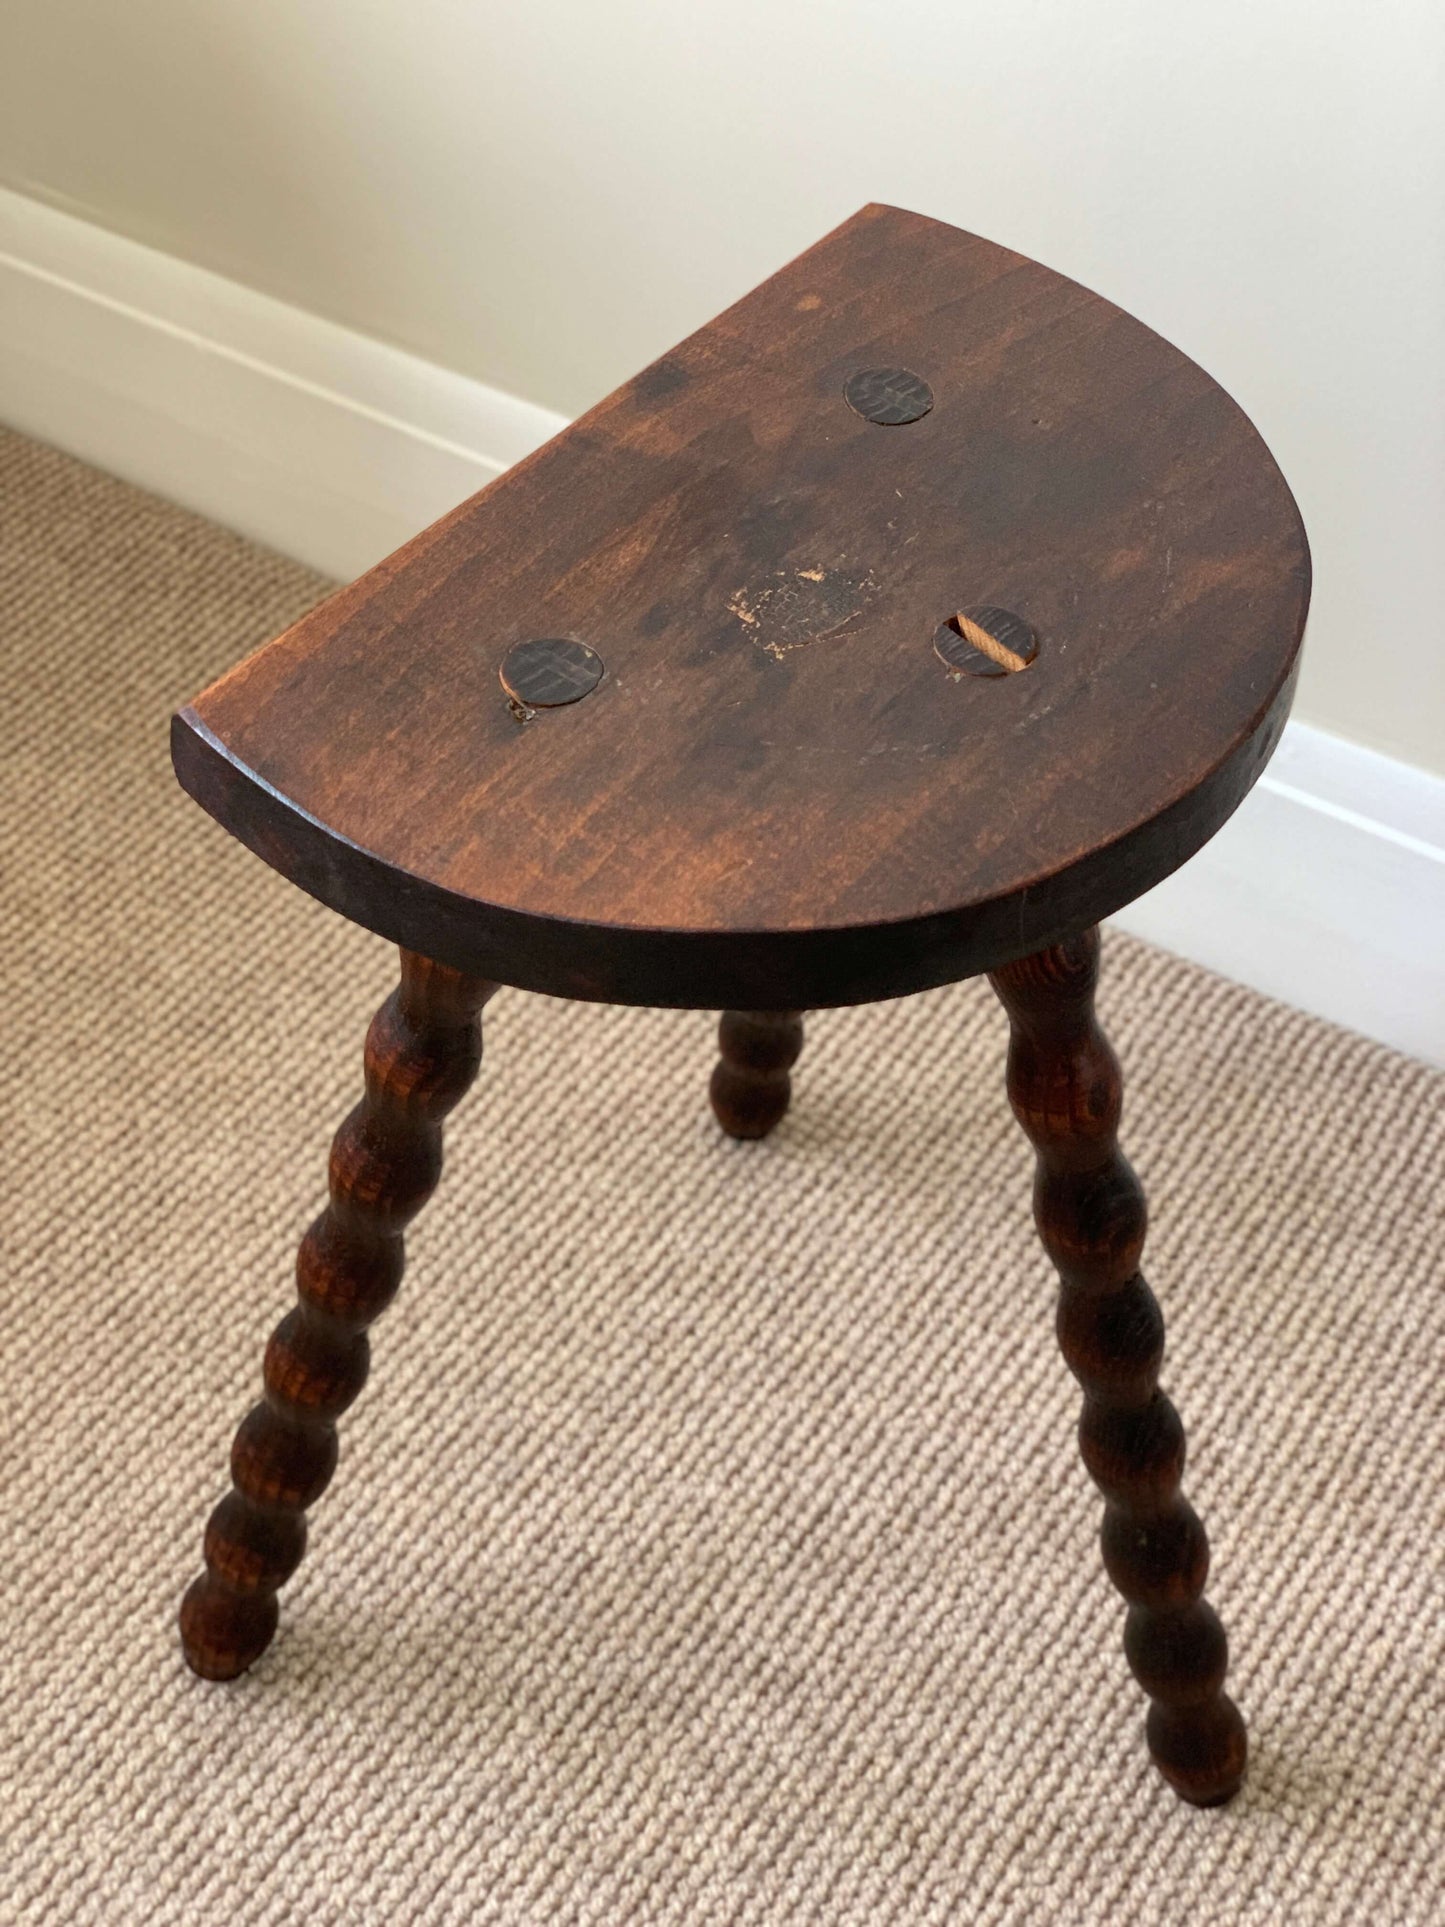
3 426 1442 1924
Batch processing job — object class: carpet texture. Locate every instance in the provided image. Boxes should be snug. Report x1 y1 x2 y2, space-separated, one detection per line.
2 425 1442 1925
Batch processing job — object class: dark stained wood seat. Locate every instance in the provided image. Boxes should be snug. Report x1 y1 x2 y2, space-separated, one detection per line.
173 204 1308 1011
171 205 1311 1812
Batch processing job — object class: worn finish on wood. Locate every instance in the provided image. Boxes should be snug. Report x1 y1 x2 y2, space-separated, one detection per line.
709 1010 805 1139
179 950 496 1679
172 203 1309 1011
989 927 1246 1806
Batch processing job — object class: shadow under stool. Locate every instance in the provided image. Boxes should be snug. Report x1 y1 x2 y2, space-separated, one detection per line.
170 204 1311 1808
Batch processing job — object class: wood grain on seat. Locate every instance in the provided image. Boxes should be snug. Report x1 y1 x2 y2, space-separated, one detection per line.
173 204 1309 1008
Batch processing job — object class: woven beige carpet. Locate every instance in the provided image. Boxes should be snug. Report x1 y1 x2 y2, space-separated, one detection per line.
2 425 1442 1925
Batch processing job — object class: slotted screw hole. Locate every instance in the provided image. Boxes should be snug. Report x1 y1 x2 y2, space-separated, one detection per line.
934 608 1038 678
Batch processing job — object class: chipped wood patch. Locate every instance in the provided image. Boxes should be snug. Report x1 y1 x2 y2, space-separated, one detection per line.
727 565 878 660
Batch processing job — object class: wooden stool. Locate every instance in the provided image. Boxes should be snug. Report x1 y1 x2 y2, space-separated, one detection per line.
171 205 1309 1807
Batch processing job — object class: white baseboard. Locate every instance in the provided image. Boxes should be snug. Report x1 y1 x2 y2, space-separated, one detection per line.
2 188 1441 1065
1112 725 1444 1065
0 186 567 579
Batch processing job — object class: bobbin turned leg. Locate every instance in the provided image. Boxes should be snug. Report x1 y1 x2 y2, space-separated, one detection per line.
709 1011 805 1140
988 928 1246 1806
178 950 498 1680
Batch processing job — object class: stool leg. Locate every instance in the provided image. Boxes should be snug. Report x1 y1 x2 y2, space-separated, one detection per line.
709 1010 804 1139
988 928 1246 1806
178 949 498 1680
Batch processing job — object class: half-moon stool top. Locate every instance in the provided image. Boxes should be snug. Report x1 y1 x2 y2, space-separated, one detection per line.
172 203 1310 1010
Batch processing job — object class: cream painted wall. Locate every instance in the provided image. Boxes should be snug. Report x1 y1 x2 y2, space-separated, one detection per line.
3 0 1442 772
